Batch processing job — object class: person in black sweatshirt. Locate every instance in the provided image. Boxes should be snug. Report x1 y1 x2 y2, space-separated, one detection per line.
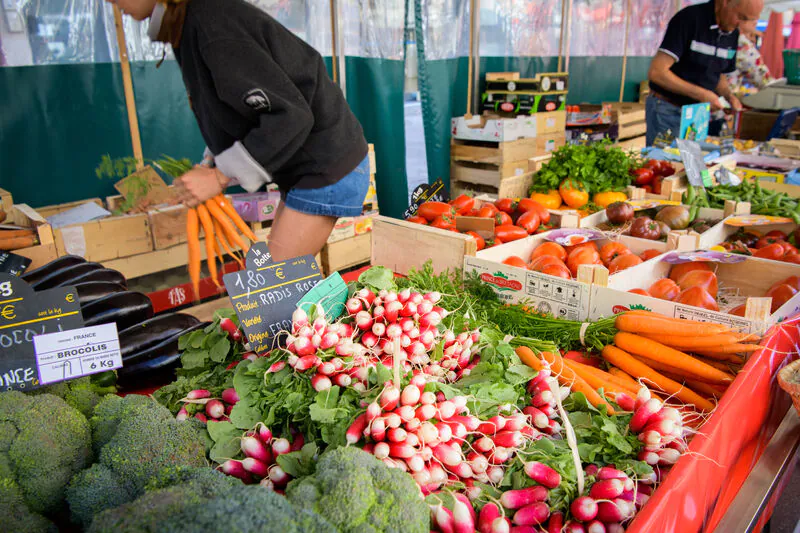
109 0 369 261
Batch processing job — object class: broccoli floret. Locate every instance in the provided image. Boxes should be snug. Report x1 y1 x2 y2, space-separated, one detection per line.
65 464 133 526
144 465 239 493
285 446 429 533
0 391 92 516
89 481 334 533
89 394 169 455
0 478 57 533
32 376 117 419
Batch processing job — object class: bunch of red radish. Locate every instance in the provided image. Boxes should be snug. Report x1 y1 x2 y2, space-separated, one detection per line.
175 387 242 424
523 363 569 437
627 388 687 468
282 288 481 390
216 422 305 491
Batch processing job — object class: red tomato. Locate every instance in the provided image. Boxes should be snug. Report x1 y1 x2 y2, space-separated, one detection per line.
651 176 663 195
644 159 662 175
754 243 786 261
430 215 455 230
642 185 653 193
608 254 643 274
407 215 428 225
516 199 551 225
495 211 513 226
660 162 676 177
729 304 746 317
599 242 631 266
766 230 788 240
766 283 798 313
676 286 719 311
677 270 719 298
563 350 601 368
450 194 475 215
464 231 485 251
669 262 712 282
530 242 568 262
502 255 528 269
485 237 503 248
780 276 800 291
631 167 654 186
495 198 517 214
495 225 528 243
540 263 572 280
639 249 662 261
516 210 541 234
755 236 784 249
565 241 599 256
649 278 680 301
628 288 651 296
477 204 499 218
784 253 800 265
567 248 602 278
417 201 456 222
529 255 568 272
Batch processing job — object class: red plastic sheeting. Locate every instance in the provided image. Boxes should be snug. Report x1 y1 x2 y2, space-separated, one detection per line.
628 316 800 533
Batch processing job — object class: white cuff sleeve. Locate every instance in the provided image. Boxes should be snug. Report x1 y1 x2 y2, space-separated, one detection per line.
214 141 272 193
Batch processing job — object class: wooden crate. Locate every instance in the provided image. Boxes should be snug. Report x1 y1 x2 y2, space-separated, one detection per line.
36 198 103 219
608 102 647 140
616 135 647 151
148 205 189 250
371 216 477 276
451 171 535 200
528 154 553 173
0 188 12 214
321 233 371 276
6 204 57 270
768 138 800 160
639 81 650 104
452 137 546 166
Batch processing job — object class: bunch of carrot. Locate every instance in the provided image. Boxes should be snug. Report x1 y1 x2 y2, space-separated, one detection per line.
186 195 258 300
517 311 760 414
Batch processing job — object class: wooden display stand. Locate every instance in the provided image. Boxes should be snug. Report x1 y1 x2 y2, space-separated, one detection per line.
6 204 57 270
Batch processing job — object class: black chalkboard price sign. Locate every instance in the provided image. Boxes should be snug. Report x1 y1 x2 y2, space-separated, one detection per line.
222 243 323 354
0 274 83 391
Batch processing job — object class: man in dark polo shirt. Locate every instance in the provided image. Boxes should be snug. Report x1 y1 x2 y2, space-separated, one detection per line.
646 0 763 145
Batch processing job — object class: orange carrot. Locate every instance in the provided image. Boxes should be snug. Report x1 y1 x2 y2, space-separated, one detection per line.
563 359 634 398
692 356 741 374
196 205 220 287
186 208 201 300
539 350 615 414
615 312 729 336
0 236 38 250
215 195 258 242
515 346 546 372
691 344 761 355
565 361 640 395
639 333 742 349
614 332 733 385
214 219 244 268
656 370 728 398
601 345 716 411
608 367 640 389
205 199 249 256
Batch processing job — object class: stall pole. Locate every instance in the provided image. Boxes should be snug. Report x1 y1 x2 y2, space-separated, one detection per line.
619 0 632 102
113 5 144 170
565 0 573 72
329 0 338 84
333 0 346 98
465 0 481 118
557 0 567 72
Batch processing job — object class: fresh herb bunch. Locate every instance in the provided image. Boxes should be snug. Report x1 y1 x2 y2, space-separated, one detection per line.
530 140 637 195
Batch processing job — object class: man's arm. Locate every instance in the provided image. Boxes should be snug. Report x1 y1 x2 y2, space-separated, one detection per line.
648 52 723 110
715 75 743 110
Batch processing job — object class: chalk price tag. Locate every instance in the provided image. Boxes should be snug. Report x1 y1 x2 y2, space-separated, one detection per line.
0 252 31 276
0 274 83 391
33 323 121 385
404 179 449 219
223 243 323 354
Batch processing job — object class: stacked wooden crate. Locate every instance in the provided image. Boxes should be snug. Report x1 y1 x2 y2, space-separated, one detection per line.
319 145 377 276
609 102 647 150
450 111 566 199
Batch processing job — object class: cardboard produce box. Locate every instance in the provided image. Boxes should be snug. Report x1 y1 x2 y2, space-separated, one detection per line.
588 251 800 334
464 230 670 320
696 214 796 250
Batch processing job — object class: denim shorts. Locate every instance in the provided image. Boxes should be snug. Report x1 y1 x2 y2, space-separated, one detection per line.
284 155 370 218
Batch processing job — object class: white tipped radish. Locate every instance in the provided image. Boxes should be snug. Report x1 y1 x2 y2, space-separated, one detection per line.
432 504 455 533
241 457 269 478
523 406 549 429
474 436 495 453
487 465 504 484
205 400 225 419
384 413 402 429
361 331 379 348
268 361 286 373
241 435 272 463
589 478 624 499
311 373 332 392
418 421 440 443
596 500 632 523
523 461 561 488
564 521 587 533
346 414 367 444
452 493 476 533
385 323 403 339
357 287 376 304
490 517 511 533
218 459 250 481
468 452 489 474
638 450 660 465
405 432 419 448
657 447 681 465
400 385 420 406
272 437 291 456
332 373 352 387
346 298 363 315
531 390 554 407
287 354 300 368
366 402 381 421
295 354 321 372
413 469 431 486
437 423 453 443
320 332 339 350
373 442 390 459
384 301 403 322
488 447 511 465
406 417 422 432
293 337 316 357
635 387 652 410
260 477 275 491
504 413 526 431
417 300 434 316
355 311 374 330
477 415 507 435
400 300 417 318
437 400 457 420
500 485 549 509
268 464 290 487
638 430 661 446
220 388 239 405
597 466 629 481
388 442 415 459
630 399 663 432
586 520 606 533
478 502 501 533
433 443 462 466
380 386 400 411
372 322 386 337
419 391 436 405
176 407 189 421
492 430 523 449
311 334 322 348
371 418 387 441
318 361 336 375
614 392 635 411
512 502 550 526
424 291 442 303
408 326 421 340
644 417 675 436
292 307 308 329
396 404 415 422
570 495 599 521
186 389 211 400
312 317 327 335
420 311 442 329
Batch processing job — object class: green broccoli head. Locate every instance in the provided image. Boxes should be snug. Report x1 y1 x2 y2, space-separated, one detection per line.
89 473 333 533
0 478 57 533
285 446 429 533
89 394 171 455
32 376 117 419
97 399 207 496
65 463 133 526
0 391 92 516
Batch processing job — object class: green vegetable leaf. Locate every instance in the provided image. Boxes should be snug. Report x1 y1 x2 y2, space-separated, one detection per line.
183 330 206 350
209 337 231 363
357 266 396 292
181 350 208 370
207 421 242 463
229 398 262 429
